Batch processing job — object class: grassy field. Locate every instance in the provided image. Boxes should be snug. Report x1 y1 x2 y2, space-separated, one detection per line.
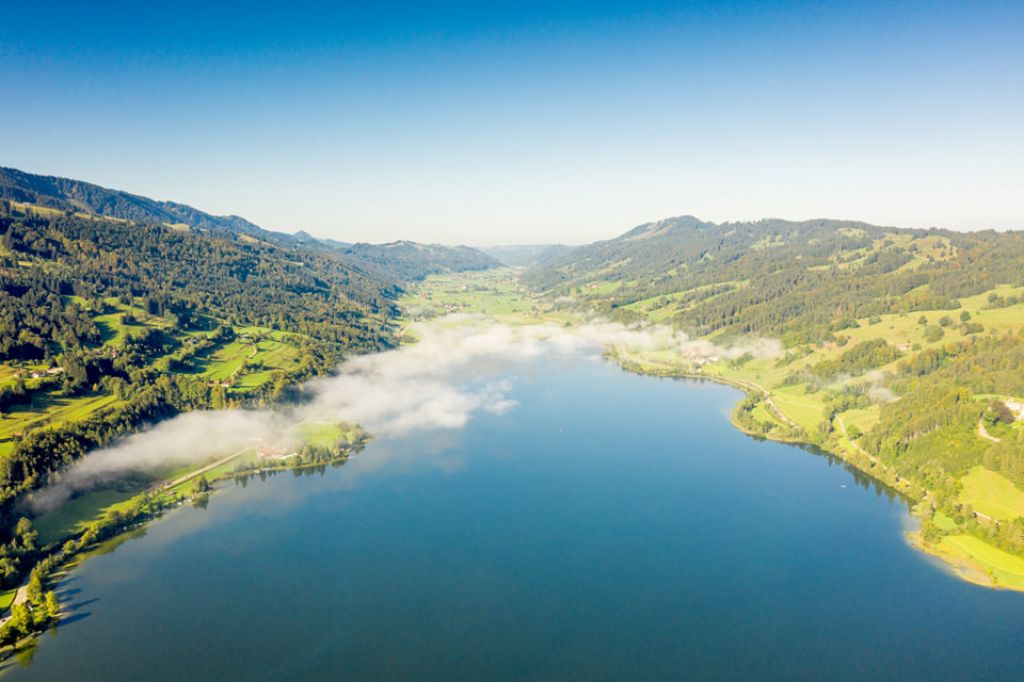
841 405 881 433
33 488 140 546
298 421 356 448
935 535 1024 590
401 269 537 320
768 385 825 433
749 401 777 426
398 268 585 335
192 332 300 389
199 340 255 380
932 510 958 531
959 466 1024 521
0 392 120 441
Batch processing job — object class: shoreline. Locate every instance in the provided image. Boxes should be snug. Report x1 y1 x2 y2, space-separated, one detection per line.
608 348 1024 594
0 428 368 662
3 299 1021 665
904 531 997 590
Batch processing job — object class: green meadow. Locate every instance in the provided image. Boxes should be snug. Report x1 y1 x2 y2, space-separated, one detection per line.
959 466 1024 521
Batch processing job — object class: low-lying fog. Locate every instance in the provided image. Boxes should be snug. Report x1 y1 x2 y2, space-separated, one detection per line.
28 317 781 512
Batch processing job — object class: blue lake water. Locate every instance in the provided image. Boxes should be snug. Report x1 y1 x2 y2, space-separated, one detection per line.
5 353 1024 680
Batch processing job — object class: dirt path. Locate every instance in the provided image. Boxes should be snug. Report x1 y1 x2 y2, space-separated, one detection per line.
978 418 1001 443
162 446 249 490
0 585 28 625
162 415 318 490
764 395 798 429
835 415 878 461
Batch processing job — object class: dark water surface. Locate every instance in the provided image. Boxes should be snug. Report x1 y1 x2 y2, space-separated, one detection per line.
5 354 1023 681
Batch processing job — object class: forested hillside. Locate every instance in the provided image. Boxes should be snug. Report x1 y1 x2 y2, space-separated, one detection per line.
0 167 502 276
525 216 1024 344
480 244 575 267
341 241 501 281
0 169 511 621
0 199 406 514
528 214 1024 585
0 167 277 241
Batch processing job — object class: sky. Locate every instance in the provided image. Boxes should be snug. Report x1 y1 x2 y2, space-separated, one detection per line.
1 1 1022 244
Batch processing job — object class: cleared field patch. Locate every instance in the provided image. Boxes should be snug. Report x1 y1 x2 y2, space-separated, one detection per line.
298 421 359 448
958 284 1024 312
749 401 778 427
937 535 1024 590
769 384 825 433
722 355 795 388
194 335 301 390
959 466 1024 521
198 340 255 381
33 488 139 546
623 281 747 323
932 510 958 531
0 392 120 442
841 404 881 433
94 310 131 345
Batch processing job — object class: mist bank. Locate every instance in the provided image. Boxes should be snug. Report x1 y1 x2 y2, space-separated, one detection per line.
28 317 780 513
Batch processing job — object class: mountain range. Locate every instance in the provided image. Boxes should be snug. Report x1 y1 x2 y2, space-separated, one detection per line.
0 166 501 278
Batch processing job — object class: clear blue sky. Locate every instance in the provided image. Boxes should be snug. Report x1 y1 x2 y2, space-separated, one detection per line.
1 1 1022 244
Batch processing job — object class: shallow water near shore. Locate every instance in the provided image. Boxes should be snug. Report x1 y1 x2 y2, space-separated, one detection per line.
5 352 1024 681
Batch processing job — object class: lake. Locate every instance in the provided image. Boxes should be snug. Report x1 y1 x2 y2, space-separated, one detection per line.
5 350 1024 681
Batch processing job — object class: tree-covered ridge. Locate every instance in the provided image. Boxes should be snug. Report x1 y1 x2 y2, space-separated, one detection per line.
0 199 403 516
341 241 502 281
0 167 504 275
479 244 575 267
0 202 398 358
524 216 1024 344
0 166 273 241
